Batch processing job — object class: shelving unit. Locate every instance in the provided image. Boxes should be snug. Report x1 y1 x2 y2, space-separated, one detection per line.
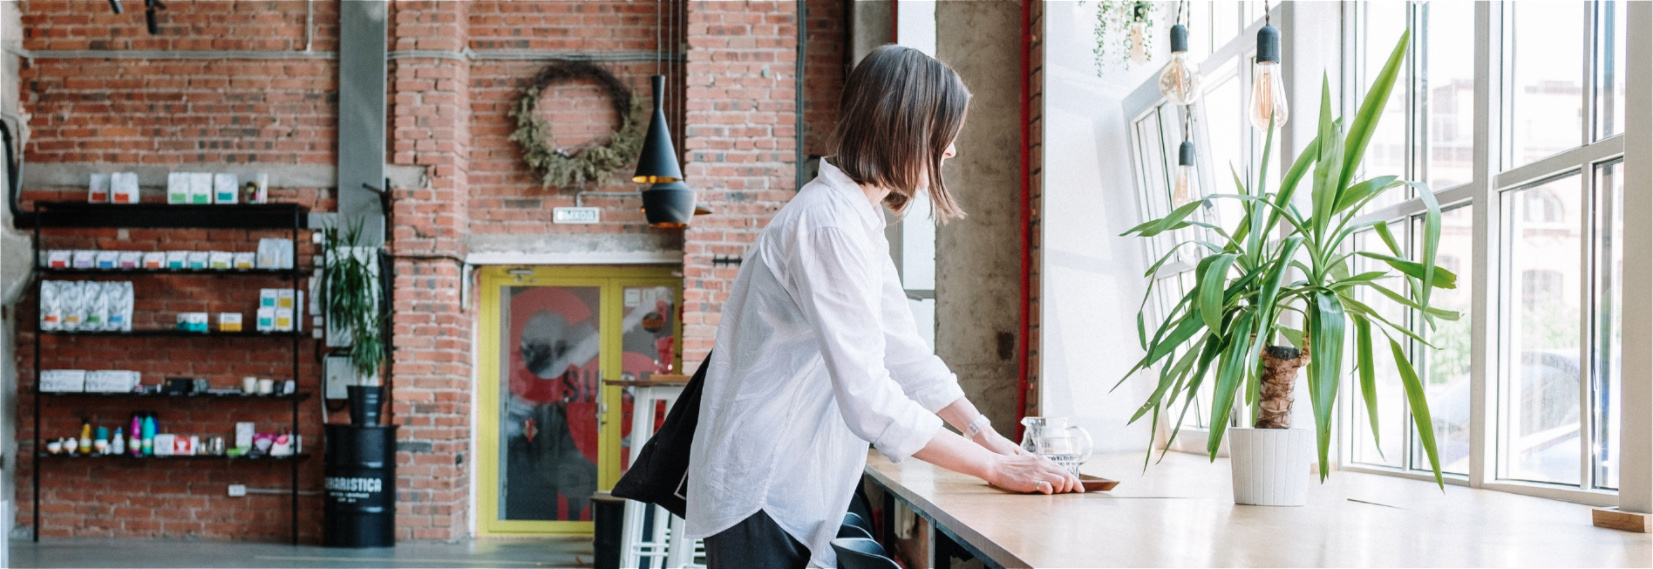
28 201 310 544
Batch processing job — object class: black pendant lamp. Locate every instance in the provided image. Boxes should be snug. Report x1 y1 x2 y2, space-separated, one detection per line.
641 181 697 228
634 75 683 184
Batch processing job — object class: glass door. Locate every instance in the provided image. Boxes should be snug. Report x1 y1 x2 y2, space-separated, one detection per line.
477 266 682 535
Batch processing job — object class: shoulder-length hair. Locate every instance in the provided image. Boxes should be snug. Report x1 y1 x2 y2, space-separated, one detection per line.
829 44 971 222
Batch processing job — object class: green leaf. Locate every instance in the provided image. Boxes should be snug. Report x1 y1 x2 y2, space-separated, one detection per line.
1334 176 1401 215
1342 29 1411 194
1390 335 1445 488
1206 312 1254 460
1366 282 1462 321
1307 292 1347 480
1198 254 1239 332
1355 252 1458 289
1353 315 1383 458
1122 198 1207 237
1252 235 1305 340
1412 180 1443 312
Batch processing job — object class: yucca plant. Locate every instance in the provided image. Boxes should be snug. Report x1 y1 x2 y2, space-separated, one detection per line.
322 221 385 384
1119 30 1458 485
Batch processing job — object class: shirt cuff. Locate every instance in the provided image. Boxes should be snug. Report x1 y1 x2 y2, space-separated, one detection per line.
872 410 942 464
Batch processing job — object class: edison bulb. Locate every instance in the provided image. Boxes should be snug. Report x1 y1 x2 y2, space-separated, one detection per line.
1173 141 1196 206
1249 61 1289 131
1249 25 1289 131
1129 21 1148 64
1159 25 1202 105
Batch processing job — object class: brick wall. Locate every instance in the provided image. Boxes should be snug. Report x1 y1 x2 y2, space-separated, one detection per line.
802 0 846 160
679 0 801 367
1024 0 1044 420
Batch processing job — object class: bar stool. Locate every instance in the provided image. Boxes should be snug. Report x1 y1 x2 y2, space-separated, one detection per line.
610 374 703 569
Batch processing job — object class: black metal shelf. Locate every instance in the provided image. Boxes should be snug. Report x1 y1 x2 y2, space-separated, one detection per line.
31 202 310 230
36 267 312 277
29 201 308 544
41 329 305 339
42 391 312 402
37 453 310 462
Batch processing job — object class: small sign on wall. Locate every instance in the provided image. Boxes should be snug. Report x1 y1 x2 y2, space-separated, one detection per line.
553 207 601 224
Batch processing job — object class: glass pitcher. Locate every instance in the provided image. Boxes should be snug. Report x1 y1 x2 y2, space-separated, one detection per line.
1020 417 1093 476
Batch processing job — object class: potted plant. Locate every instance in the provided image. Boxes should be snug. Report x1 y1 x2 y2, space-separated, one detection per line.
1120 31 1455 505
322 221 387 426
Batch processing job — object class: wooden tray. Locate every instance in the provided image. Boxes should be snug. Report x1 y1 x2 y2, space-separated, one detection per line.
1079 474 1119 492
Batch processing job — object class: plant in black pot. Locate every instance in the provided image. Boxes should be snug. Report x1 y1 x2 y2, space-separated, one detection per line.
323 222 387 426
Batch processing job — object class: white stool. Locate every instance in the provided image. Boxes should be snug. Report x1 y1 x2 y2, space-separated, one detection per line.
611 376 704 569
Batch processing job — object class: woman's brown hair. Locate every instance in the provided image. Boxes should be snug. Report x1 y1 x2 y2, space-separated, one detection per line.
829 44 971 222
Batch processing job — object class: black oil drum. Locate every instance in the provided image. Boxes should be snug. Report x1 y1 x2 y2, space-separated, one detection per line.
324 424 397 548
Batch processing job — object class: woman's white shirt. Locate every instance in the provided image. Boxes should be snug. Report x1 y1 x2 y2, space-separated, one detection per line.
684 159 964 568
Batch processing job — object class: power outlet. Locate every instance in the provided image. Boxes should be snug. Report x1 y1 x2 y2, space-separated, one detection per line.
227 484 247 497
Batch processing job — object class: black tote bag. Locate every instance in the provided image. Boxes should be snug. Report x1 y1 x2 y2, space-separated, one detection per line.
611 352 710 518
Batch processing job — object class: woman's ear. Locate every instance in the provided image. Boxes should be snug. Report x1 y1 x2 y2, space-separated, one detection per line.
943 140 957 160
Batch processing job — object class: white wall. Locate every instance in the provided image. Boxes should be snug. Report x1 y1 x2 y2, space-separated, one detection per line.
1039 1 1170 454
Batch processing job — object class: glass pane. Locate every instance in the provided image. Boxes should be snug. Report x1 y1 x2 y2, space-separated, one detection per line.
1592 161 1622 490
1506 1 1586 168
1595 0 1626 139
500 285 603 521
907 297 936 352
1212 0 1240 49
1202 62 1245 236
1413 207 1474 475
901 193 937 290
1352 229 1408 469
1502 173 1583 485
1359 1 1410 211
1418 1 1476 191
618 285 678 473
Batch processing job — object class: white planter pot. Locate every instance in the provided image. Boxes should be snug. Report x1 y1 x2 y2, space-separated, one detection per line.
1228 427 1313 506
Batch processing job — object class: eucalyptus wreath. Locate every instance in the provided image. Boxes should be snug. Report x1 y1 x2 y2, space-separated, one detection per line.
508 60 649 188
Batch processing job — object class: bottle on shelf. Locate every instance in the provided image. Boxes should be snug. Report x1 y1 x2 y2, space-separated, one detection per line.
141 414 156 456
128 414 143 457
111 427 126 455
78 420 92 455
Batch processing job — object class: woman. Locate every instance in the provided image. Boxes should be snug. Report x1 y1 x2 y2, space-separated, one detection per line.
685 45 1083 569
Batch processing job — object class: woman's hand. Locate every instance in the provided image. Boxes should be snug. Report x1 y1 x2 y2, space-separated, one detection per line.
986 453 1084 494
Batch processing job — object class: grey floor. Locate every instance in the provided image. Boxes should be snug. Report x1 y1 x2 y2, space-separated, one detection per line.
7 537 594 568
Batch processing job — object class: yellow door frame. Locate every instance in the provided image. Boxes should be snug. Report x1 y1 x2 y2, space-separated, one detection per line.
476 265 683 536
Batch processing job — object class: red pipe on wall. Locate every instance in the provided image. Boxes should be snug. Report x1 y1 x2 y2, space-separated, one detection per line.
1014 0 1032 442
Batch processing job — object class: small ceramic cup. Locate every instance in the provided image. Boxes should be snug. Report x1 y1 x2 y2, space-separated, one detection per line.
258 379 275 395
242 376 258 394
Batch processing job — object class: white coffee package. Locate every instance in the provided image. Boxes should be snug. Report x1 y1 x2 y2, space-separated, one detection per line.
188 172 213 204
209 251 233 270
60 281 85 331
257 238 294 269
167 172 190 204
244 173 269 203
142 252 166 269
108 281 133 332
95 250 119 270
88 173 111 203
274 307 294 332
166 251 188 269
83 281 108 331
233 252 256 269
213 173 239 204
72 250 96 269
87 370 138 393
187 251 209 270
39 281 63 331
40 370 87 393
46 250 71 269
111 172 140 204
257 307 276 332
118 251 142 269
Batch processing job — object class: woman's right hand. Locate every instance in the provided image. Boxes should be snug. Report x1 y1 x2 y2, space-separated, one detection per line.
987 453 1084 494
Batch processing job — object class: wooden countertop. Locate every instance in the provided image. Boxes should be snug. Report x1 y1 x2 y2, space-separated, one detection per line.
865 450 1649 568
602 374 690 388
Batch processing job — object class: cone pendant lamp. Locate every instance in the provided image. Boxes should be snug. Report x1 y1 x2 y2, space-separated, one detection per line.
634 75 683 184
642 181 697 228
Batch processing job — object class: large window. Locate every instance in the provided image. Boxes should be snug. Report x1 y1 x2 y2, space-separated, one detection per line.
1336 0 1627 503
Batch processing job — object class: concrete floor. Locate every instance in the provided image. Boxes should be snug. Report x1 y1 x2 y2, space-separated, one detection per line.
7 537 594 568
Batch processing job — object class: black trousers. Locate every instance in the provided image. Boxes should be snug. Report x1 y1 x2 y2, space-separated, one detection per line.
704 510 809 569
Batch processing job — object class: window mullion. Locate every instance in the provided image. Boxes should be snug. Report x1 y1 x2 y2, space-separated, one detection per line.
1467 0 1502 490
1579 167 1598 490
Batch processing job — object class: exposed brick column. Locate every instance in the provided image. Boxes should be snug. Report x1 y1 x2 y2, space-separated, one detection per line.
386 0 472 542
679 1 800 367
1024 0 1044 420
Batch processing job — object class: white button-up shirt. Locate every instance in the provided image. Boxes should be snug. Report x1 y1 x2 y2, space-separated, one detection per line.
685 159 964 567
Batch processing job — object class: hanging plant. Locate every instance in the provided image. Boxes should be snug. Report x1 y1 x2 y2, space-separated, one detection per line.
1085 0 1158 76
508 60 650 189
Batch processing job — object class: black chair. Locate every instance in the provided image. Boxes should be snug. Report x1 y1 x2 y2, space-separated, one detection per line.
831 537 898 569
843 511 875 538
837 523 874 540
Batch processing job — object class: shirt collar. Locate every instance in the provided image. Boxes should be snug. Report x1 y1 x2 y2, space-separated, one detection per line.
817 158 886 232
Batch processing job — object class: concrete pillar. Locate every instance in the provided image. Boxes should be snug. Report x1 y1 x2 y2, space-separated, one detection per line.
935 0 1024 430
